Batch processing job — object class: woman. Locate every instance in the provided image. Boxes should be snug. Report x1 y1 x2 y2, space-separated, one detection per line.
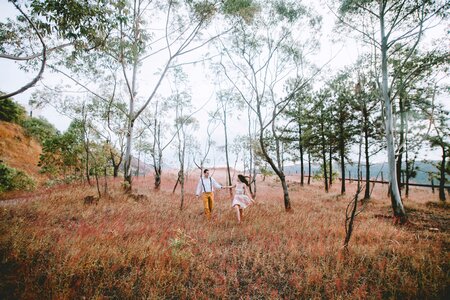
231 174 255 223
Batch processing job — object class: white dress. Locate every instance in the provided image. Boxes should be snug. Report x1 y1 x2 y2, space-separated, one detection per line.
231 183 253 209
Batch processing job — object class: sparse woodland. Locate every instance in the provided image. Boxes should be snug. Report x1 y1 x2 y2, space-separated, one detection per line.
0 0 449 299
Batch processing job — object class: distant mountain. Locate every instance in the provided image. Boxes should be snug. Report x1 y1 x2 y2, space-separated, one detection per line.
283 161 448 185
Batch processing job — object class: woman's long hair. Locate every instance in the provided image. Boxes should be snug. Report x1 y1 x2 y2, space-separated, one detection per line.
237 174 250 187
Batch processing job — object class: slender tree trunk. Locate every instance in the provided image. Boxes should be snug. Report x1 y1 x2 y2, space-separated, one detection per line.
363 105 371 199
84 143 91 185
257 112 291 210
104 166 108 195
95 172 101 199
439 145 446 201
340 150 345 194
180 169 185 210
380 8 407 222
405 118 410 198
299 123 304 186
308 152 311 185
223 108 232 196
154 163 161 190
329 145 333 186
124 118 134 189
339 120 345 195
320 119 329 192
396 96 405 194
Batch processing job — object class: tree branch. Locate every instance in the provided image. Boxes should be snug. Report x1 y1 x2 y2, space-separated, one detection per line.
0 3 47 100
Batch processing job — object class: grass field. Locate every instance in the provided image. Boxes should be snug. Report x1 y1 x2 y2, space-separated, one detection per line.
0 172 448 299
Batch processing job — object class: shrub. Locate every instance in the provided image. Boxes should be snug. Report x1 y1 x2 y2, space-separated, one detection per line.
21 116 59 143
0 163 36 193
0 96 27 123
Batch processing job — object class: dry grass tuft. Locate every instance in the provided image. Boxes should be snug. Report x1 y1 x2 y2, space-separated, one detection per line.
0 174 448 299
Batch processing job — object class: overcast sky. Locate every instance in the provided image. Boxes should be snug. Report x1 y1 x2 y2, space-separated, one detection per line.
1 1 448 168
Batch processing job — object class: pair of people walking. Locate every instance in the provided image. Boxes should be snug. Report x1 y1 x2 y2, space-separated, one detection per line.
195 169 255 223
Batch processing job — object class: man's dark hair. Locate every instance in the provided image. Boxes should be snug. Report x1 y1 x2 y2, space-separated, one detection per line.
203 169 209 174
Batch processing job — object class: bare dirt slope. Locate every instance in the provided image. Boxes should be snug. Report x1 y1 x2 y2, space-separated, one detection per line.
0 121 43 185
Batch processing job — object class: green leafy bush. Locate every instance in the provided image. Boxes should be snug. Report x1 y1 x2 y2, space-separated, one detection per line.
0 163 36 193
21 116 59 143
0 97 27 123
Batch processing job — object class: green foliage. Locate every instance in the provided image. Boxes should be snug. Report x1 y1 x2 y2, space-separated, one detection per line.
273 1 307 23
38 120 84 177
0 96 26 123
0 163 36 193
20 116 59 143
28 0 120 49
339 0 374 15
192 1 217 21
259 165 274 178
222 0 259 23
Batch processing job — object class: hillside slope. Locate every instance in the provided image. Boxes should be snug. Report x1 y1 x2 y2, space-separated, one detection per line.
0 121 42 179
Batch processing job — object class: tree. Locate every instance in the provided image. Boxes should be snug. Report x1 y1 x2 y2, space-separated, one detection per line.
220 0 321 210
209 87 244 195
173 93 197 210
428 104 449 201
284 85 313 186
21 116 59 144
306 89 333 193
100 0 258 189
328 71 358 195
338 0 449 223
39 121 84 180
352 66 384 200
389 48 449 195
0 0 119 100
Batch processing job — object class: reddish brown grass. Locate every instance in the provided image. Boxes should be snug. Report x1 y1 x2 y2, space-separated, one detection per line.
0 173 448 299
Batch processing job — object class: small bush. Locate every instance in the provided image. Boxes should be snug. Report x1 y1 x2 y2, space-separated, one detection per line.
0 163 36 193
44 175 80 187
21 117 59 143
0 97 26 124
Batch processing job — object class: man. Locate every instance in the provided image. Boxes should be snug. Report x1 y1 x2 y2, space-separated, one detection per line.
195 169 225 220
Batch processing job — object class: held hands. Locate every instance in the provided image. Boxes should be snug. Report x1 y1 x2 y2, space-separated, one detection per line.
221 185 234 189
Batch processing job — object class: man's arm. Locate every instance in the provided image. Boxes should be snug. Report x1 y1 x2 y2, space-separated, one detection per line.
211 178 222 190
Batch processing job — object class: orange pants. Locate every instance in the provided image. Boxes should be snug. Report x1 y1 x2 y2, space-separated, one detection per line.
201 192 214 219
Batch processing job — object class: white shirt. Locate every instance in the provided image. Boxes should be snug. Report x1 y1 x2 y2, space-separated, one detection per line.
196 176 222 196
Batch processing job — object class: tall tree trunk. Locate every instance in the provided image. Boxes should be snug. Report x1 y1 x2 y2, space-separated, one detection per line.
299 123 304 186
363 105 371 199
258 114 291 210
380 8 406 222
405 115 410 198
321 121 329 193
439 145 446 201
247 106 257 198
154 161 161 190
339 119 345 195
364 124 371 199
124 118 134 189
308 152 311 185
329 145 333 186
396 96 405 194
223 108 232 196
340 149 345 194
